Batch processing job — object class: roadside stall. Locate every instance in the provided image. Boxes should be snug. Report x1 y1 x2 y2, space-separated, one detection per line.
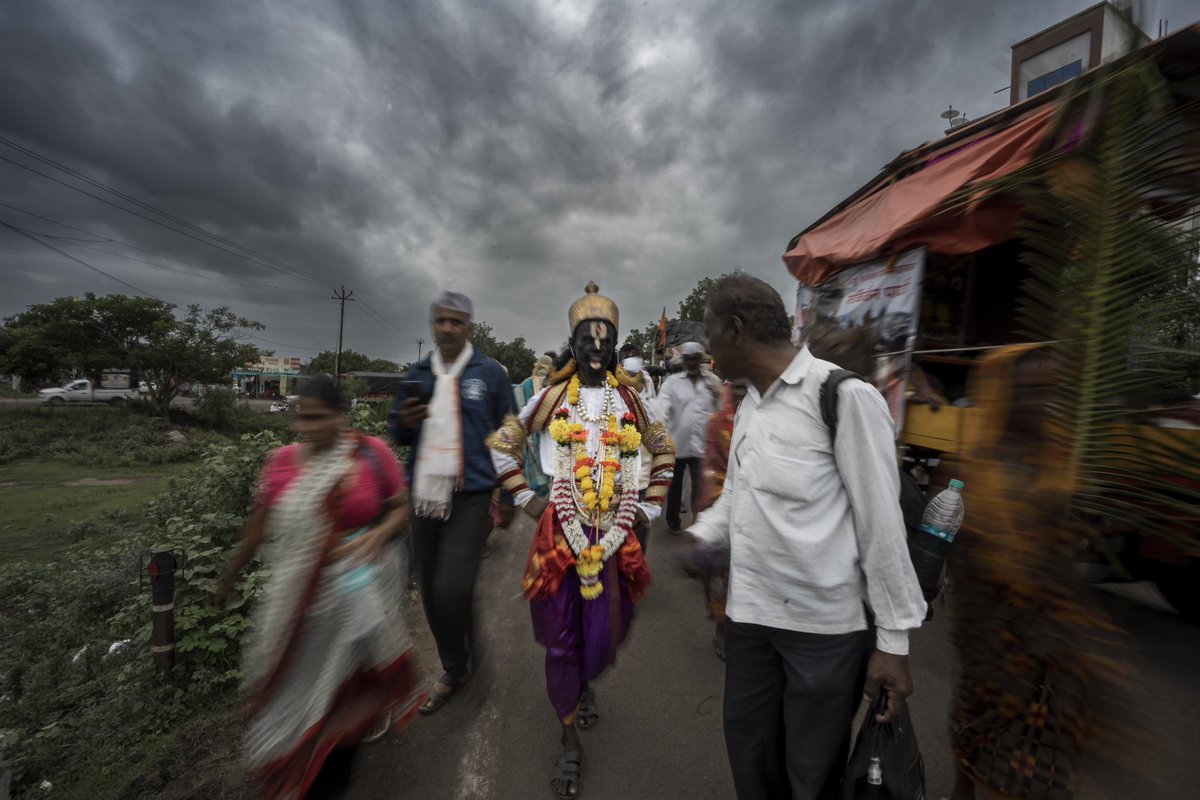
783 25 1200 619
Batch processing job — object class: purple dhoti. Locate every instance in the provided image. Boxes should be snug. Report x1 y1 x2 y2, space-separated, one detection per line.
529 526 636 721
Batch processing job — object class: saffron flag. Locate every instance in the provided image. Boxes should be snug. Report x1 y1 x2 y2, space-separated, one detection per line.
657 307 667 349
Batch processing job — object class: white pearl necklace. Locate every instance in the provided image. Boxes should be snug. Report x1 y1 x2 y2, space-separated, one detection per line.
574 381 615 424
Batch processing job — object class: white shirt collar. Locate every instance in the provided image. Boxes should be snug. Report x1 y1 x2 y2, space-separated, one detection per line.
749 345 811 402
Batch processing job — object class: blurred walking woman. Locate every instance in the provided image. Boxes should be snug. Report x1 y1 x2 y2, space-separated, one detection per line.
219 376 423 799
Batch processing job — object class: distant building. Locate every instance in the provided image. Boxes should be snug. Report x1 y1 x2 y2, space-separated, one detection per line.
233 355 302 399
1010 2 1149 106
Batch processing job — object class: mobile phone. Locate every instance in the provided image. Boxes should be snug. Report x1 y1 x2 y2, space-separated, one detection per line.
401 381 426 403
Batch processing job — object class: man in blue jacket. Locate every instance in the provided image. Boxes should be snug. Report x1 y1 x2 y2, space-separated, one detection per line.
389 290 515 714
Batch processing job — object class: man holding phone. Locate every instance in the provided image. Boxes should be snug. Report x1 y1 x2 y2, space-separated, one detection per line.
388 289 515 714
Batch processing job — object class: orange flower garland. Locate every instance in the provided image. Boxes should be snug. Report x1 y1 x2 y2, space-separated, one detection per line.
547 374 643 600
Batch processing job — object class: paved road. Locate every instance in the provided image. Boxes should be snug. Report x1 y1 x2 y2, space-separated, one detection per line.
346 515 1200 800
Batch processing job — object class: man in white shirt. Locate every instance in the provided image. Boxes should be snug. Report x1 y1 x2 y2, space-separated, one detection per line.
688 274 926 800
658 341 721 533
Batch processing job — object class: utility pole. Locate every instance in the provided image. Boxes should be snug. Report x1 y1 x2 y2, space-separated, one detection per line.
416 337 425 362
331 285 355 387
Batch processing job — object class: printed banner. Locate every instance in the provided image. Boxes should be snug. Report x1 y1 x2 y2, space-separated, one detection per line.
794 247 925 431
252 356 302 373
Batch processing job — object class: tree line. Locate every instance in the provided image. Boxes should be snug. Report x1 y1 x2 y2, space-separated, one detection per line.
0 293 262 415
0 279 728 403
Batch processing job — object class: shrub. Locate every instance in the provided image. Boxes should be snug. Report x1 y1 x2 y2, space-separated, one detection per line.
0 408 403 795
0 431 283 795
193 387 239 431
0 408 207 466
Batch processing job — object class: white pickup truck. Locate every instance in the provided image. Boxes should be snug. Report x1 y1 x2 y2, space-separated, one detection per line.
39 379 140 407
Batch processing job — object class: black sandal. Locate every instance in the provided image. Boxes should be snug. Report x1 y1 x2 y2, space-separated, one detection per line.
418 674 462 715
551 750 582 798
575 689 599 730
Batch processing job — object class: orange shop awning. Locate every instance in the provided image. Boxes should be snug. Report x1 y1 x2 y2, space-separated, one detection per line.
783 103 1060 286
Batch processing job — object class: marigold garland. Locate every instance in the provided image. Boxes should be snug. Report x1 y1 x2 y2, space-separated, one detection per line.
548 372 642 600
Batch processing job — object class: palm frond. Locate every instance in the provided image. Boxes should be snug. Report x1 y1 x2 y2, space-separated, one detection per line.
965 55 1200 555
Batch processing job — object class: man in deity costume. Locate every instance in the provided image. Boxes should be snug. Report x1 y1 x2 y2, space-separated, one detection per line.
488 282 675 799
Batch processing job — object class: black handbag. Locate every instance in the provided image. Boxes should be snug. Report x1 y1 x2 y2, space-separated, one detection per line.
841 690 926 800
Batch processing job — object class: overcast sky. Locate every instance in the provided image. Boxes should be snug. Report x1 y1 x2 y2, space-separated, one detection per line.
1 0 1194 365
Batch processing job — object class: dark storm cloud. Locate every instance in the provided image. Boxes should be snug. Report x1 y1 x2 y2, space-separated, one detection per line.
1 0 1195 359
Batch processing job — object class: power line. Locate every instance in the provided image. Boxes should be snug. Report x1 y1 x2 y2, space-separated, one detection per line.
0 218 161 299
0 152 331 290
247 334 323 353
358 297 407 333
0 201 328 299
1 196 413 335
0 135 331 287
2 220 323 355
347 303 412 336
65 240 329 299
0 200 116 240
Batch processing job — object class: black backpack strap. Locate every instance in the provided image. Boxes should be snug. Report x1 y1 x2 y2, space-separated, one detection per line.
818 369 864 442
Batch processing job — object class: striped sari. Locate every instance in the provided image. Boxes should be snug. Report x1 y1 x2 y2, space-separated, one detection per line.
243 434 423 799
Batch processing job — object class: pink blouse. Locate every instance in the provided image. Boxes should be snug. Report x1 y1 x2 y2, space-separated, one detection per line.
256 435 405 530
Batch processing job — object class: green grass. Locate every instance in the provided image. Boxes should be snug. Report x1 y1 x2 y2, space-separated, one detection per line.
0 460 195 563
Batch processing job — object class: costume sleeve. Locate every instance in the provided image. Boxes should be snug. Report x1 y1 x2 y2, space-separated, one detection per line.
634 390 663 524
835 380 928 655
488 386 547 506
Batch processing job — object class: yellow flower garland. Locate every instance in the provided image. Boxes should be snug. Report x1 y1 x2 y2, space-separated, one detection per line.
548 373 645 600
553 374 630 518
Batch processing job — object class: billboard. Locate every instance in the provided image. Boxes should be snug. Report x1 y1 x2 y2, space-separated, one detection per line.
794 247 926 431
251 356 302 373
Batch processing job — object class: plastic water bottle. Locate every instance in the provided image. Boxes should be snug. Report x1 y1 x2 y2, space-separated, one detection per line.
908 479 965 602
867 756 883 785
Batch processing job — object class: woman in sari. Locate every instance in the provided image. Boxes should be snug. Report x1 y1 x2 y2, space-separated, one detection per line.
218 376 424 799
948 345 1124 800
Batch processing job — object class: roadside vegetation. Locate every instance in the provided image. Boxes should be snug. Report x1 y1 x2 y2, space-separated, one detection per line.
0 399 392 798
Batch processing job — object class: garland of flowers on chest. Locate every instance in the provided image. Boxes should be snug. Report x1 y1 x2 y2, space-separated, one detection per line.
547 373 642 600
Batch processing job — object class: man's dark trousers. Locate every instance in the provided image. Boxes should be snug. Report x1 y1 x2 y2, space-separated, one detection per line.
411 491 493 683
666 456 701 530
723 620 874 800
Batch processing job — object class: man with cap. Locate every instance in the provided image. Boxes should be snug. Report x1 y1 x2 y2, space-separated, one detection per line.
389 290 515 714
487 282 675 799
657 340 722 533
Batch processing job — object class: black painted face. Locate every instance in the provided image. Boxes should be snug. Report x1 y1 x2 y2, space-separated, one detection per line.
571 320 616 386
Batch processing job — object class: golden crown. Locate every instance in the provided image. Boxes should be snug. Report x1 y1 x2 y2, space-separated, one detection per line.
567 281 619 333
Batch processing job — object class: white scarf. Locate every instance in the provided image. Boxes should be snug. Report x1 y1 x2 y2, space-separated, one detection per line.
413 342 474 519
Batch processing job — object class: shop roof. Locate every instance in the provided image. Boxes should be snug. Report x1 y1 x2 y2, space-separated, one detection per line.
782 23 1200 286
